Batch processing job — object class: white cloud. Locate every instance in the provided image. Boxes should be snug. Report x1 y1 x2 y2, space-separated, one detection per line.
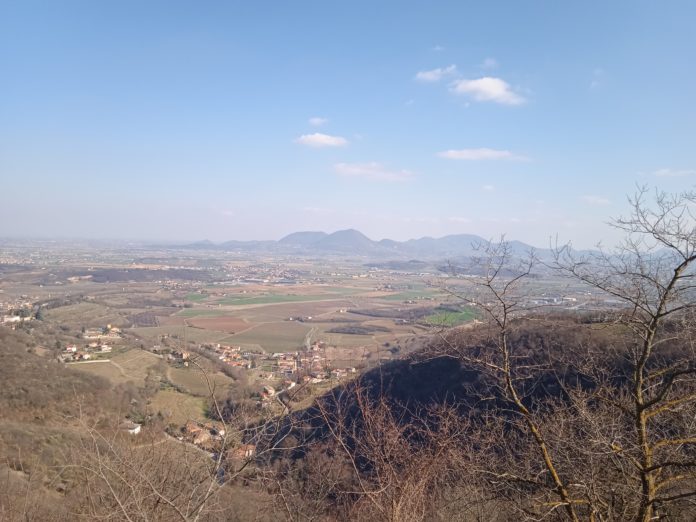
450 77 525 105
482 184 495 191
581 195 611 206
437 148 526 161
448 216 472 223
335 162 413 182
308 116 328 127
653 168 696 177
415 64 457 82
481 57 498 69
295 133 348 148
432 45 445 52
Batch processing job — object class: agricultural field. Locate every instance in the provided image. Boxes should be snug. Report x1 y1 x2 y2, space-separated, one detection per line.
167 367 235 397
186 315 250 334
69 348 165 387
425 308 478 327
380 289 443 301
230 300 354 322
163 279 448 356
129 325 230 344
185 292 208 302
156 315 187 326
176 309 231 318
149 389 207 425
44 302 128 328
224 321 311 353
216 294 329 306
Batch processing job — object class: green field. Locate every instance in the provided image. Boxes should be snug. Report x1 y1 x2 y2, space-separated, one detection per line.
381 290 442 301
176 309 230 318
185 292 208 302
424 309 477 327
215 294 343 306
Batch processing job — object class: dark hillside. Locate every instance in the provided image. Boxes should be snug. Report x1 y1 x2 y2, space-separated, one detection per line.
287 318 627 432
260 317 696 520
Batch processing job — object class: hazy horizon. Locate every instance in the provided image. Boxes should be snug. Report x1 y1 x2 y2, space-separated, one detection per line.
0 227 565 250
2 1 695 249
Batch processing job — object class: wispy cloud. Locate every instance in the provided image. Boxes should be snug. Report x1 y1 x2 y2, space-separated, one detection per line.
295 133 348 148
448 216 472 223
335 162 413 182
437 148 527 161
653 168 696 177
482 184 495 191
481 57 498 69
450 76 525 105
308 116 328 127
415 64 457 82
581 195 611 206
432 45 445 52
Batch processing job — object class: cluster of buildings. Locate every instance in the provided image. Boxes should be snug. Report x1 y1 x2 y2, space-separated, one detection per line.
58 325 122 362
198 341 358 384
60 341 114 362
0 295 36 328
181 420 228 449
222 263 308 285
263 342 357 382
1 314 33 325
208 344 253 368
83 325 123 340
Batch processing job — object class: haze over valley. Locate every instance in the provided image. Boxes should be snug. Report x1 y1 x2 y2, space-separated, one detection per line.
2 2 696 521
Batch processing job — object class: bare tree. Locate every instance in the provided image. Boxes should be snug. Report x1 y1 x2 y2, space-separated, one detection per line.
436 240 586 521
272 381 470 522
553 187 696 521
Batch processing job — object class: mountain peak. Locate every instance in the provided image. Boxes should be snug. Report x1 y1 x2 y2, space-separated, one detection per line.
278 231 328 246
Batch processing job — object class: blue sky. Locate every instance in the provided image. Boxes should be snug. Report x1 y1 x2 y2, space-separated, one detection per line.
2 1 695 248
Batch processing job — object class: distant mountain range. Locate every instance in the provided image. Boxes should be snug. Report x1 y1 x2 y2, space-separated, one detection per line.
182 229 551 260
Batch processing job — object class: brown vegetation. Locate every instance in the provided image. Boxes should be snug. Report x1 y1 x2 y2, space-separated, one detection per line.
3 188 696 521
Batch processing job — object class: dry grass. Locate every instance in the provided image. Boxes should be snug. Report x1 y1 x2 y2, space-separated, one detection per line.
70 349 164 386
224 321 310 353
149 389 207 425
129 325 229 343
44 302 128 328
186 315 250 333
167 367 234 397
